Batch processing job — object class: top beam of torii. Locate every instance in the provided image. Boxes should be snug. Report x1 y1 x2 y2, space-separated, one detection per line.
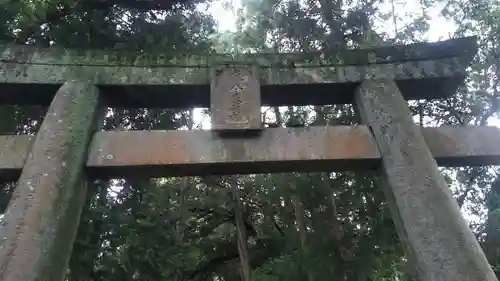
0 36 477 108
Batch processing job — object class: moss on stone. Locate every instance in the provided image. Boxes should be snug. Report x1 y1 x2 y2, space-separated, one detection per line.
0 57 468 86
0 81 101 281
0 36 477 67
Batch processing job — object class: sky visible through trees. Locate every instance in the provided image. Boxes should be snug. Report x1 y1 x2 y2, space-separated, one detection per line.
1 0 500 280
204 0 455 37
196 0 500 224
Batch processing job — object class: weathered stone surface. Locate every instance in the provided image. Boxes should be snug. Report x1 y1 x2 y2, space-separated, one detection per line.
0 36 477 108
211 66 261 131
0 81 101 281
423 126 500 166
0 135 35 173
0 126 500 180
86 126 381 177
0 36 476 67
355 79 497 281
0 57 467 86
0 57 470 107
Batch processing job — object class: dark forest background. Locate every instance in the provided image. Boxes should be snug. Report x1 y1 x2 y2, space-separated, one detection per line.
1 0 500 280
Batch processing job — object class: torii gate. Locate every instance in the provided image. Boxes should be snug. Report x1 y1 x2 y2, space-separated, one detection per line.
0 36 498 281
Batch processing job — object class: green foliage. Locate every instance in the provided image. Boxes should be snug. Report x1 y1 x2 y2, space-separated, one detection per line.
1 0 500 280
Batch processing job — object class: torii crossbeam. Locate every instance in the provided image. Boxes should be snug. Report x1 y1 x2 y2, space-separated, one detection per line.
0 36 497 281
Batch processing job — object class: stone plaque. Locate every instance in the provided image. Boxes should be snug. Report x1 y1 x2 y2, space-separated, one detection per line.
210 65 261 132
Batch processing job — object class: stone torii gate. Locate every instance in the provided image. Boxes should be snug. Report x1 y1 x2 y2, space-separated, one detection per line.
0 36 498 281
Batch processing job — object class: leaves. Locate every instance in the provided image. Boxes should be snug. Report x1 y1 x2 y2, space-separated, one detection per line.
1 0 500 280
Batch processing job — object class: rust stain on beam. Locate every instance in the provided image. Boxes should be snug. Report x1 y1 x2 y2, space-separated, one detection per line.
87 126 380 176
422 126 500 166
0 126 499 180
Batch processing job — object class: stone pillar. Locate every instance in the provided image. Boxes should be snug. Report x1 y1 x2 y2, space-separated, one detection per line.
355 79 497 281
210 65 262 134
0 80 102 281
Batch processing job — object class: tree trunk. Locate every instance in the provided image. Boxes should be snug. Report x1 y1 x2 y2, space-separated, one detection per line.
68 180 108 281
486 179 500 278
177 111 193 241
313 106 344 242
174 109 194 281
290 180 314 281
231 176 251 281
177 177 188 240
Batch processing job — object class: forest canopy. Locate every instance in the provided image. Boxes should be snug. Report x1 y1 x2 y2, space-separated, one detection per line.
0 0 500 280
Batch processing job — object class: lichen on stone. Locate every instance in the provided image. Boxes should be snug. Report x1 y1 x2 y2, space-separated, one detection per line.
0 36 477 67
0 57 469 86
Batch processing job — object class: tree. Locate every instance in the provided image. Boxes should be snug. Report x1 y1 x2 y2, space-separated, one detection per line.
1 0 500 280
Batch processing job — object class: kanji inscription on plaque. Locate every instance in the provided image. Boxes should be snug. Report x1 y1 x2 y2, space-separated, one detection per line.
211 66 261 132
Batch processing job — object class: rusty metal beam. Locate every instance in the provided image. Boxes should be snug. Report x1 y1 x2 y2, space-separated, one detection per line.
0 125 499 180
